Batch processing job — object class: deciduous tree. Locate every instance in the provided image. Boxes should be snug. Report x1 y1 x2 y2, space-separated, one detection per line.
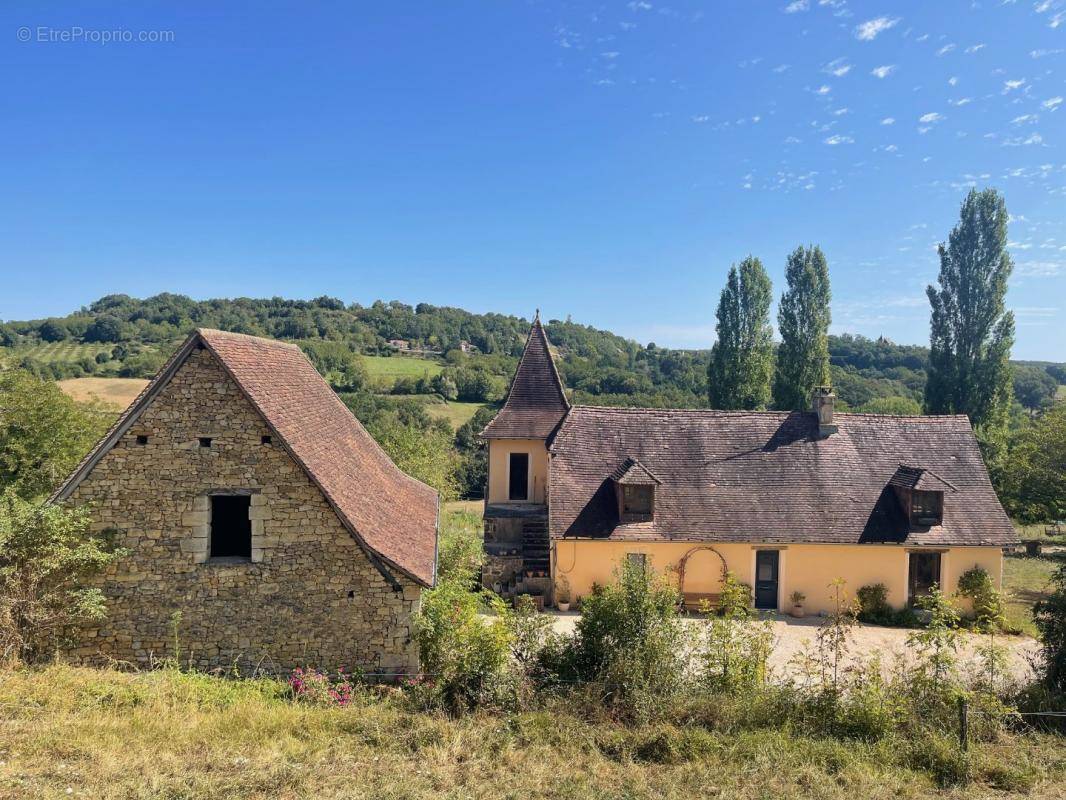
773 245 832 411
708 257 774 410
924 189 1015 439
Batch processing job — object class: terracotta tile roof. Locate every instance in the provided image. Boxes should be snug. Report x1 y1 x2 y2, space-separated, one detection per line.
548 406 1017 548
53 329 439 586
481 316 569 439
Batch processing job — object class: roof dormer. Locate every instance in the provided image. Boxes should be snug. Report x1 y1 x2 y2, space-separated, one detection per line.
612 457 661 524
888 464 957 529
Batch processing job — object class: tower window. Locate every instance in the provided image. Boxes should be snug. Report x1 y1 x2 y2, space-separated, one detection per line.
508 453 529 501
199 437 213 448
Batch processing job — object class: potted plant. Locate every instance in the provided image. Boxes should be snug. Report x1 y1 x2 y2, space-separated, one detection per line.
790 590 806 619
556 575 572 612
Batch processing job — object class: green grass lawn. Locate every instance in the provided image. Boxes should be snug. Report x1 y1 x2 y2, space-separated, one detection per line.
0 341 114 365
424 400 485 430
1 664 1063 800
362 354 442 381
1003 553 1060 636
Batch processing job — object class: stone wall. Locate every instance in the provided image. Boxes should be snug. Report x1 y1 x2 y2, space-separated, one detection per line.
66 346 421 674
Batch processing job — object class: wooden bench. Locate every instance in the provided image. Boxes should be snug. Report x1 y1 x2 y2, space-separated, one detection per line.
682 592 721 612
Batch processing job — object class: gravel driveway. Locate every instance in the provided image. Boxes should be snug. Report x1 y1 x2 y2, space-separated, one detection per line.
543 611 1040 682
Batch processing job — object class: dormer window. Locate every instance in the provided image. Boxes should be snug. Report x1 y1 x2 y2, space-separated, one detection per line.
910 491 943 527
612 457 660 524
622 485 654 517
888 464 955 530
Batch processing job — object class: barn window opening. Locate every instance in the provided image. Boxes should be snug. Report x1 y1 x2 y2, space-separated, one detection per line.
210 495 251 559
135 435 148 445
261 435 272 445
508 453 529 501
199 437 213 448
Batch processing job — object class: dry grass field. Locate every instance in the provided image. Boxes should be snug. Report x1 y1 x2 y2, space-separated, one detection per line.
58 377 147 408
0 664 1064 800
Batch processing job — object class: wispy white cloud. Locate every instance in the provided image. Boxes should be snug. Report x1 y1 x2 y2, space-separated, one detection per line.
919 112 944 123
965 43 986 53
949 97 972 106
1012 113 1039 124
824 134 854 144
832 107 849 116
1015 260 1063 277
772 63 791 73
1030 48 1064 58
936 43 956 56
871 65 896 78
814 84 831 95
881 117 896 125
854 16 900 40
1002 132 1044 146
948 76 959 86
1003 78 1027 93
1043 96 1064 110
823 57 852 76
783 0 809 12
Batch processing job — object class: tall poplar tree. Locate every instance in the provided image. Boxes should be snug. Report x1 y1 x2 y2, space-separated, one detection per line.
708 257 774 410
772 245 832 411
924 188 1014 436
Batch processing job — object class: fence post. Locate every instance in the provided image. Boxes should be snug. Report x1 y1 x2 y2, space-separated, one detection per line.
958 696 969 753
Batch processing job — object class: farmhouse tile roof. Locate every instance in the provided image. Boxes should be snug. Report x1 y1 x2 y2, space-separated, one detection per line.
611 457 662 485
52 329 439 586
548 406 1018 548
481 314 570 439
888 464 958 493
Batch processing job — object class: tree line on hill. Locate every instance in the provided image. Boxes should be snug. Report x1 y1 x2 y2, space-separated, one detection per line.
0 189 1062 515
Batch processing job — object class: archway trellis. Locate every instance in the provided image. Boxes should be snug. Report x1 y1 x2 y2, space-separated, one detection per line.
676 545 729 598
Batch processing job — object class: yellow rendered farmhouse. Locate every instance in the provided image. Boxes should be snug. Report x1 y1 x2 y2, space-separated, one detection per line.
480 317 1017 616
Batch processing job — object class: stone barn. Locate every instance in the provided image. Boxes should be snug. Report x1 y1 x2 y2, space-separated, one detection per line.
52 329 438 673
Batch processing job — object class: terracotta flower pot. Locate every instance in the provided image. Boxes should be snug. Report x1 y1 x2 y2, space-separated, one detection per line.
791 604 805 619
557 602 570 612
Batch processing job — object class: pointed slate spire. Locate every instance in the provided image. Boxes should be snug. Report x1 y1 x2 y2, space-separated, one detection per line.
481 314 570 439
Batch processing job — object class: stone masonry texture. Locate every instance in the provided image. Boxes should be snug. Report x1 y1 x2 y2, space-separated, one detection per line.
66 346 421 674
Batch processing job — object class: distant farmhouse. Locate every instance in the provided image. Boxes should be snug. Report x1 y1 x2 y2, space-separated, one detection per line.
481 316 1018 614
53 329 438 672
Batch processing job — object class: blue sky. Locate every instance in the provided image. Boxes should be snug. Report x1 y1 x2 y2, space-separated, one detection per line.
1 1 1064 359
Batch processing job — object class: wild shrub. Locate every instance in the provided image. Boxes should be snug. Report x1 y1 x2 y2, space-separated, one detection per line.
906 585 962 699
0 492 125 663
815 578 859 696
506 594 560 700
715 571 753 617
289 666 359 706
956 566 1005 630
1033 561 1066 696
549 558 689 720
700 572 774 692
856 583 892 624
412 579 512 712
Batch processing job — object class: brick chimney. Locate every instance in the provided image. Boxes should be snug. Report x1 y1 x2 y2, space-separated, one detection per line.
811 386 838 439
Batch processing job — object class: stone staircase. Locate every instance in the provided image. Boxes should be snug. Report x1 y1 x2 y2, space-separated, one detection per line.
520 516 550 577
